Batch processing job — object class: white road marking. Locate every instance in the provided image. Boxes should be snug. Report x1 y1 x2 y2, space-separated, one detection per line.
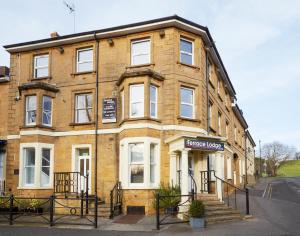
262 183 270 198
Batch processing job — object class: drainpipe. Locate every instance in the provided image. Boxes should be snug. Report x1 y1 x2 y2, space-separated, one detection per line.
94 33 100 196
205 47 211 193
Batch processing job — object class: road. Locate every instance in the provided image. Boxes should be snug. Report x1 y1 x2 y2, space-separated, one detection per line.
0 177 299 236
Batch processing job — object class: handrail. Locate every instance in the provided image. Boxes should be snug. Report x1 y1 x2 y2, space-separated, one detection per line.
212 171 245 192
188 170 197 198
110 181 122 219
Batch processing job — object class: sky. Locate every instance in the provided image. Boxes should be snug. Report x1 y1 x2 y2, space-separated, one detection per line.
0 0 300 151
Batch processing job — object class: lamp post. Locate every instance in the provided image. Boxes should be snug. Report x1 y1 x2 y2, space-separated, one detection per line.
259 140 262 177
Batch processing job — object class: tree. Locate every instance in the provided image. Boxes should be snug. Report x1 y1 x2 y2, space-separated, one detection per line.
262 142 295 176
295 152 300 160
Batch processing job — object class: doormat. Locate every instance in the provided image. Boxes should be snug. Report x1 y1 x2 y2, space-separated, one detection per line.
113 214 144 224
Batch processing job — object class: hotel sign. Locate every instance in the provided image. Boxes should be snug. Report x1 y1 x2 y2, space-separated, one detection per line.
184 138 224 151
102 98 117 123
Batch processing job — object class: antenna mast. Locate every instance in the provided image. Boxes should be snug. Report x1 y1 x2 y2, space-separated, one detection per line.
63 1 76 33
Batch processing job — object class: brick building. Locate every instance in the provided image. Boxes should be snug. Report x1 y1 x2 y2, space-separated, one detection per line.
2 16 255 215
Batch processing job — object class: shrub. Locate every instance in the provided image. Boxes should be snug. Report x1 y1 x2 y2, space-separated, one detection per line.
0 198 9 208
189 200 205 218
153 184 181 209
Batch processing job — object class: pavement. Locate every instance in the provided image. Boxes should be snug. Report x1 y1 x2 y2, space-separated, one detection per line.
0 177 299 236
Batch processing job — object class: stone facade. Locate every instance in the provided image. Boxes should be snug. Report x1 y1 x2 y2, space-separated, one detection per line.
2 16 255 215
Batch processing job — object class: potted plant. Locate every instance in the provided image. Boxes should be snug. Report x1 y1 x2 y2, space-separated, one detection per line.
189 200 205 229
153 184 181 215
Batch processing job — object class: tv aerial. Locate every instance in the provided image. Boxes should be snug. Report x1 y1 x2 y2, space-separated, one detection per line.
63 1 76 33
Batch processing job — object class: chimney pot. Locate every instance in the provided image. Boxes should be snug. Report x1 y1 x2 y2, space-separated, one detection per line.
50 32 60 38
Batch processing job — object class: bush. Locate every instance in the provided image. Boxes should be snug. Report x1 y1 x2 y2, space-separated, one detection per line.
0 198 9 208
189 200 205 218
153 184 181 209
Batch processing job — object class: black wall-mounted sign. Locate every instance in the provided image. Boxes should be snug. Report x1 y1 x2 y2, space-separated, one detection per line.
102 98 117 123
184 138 224 151
0 140 7 146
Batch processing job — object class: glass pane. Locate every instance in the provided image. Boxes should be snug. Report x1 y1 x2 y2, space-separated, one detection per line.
76 109 91 123
78 148 89 157
78 49 93 62
27 111 36 124
42 96 52 125
25 148 35 166
180 39 192 53
77 61 93 72
129 143 144 163
181 88 193 104
36 67 48 77
132 40 150 54
130 165 144 183
35 56 48 67
43 96 52 110
42 149 50 166
150 144 155 164
25 167 35 184
27 96 36 110
150 103 156 117
150 164 155 183
150 86 156 102
41 167 50 186
131 102 143 117
132 54 149 65
76 94 92 109
80 159 84 175
181 104 193 118
180 53 193 65
130 85 144 102
86 159 90 175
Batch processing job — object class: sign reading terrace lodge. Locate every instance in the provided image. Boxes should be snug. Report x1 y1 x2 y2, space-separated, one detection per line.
184 138 224 151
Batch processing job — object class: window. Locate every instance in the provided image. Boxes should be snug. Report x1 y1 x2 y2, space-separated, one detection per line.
150 144 157 184
234 126 237 142
77 48 93 73
42 96 52 126
208 60 212 81
130 84 144 118
218 112 222 135
20 143 53 188
41 148 51 187
180 87 194 118
121 90 125 120
34 54 49 78
180 38 193 65
131 39 150 65
129 143 144 184
25 96 37 126
75 94 93 123
208 101 213 127
217 79 220 94
227 157 232 179
23 148 35 186
225 93 228 107
150 85 157 118
225 121 229 139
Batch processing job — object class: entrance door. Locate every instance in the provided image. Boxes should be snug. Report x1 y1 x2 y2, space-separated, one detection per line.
77 148 91 193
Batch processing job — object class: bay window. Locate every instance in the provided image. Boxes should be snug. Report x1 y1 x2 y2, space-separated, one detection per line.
180 87 194 119
34 54 49 78
131 39 151 65
150 85 157 118
77 48 93 73
130 84 144 118
42 96 52 126
120 137 160 188
20 143 54 188
25 96 37 126
180 38 193 65
75 93 93 123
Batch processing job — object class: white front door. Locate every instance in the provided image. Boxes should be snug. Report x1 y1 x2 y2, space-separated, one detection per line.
77 148 91 193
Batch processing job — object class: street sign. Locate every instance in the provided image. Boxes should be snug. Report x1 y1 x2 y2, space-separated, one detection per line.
184 138 224 151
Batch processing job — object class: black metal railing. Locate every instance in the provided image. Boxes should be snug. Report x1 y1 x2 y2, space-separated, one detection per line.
0 180 5 196
200 170 215 193
189 170 197 199
109 181 122 219
0 194 98 228
234 171 246 189
201 170 250 215
53 172 89 198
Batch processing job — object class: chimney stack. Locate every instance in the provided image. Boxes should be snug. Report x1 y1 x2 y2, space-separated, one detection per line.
50 32 60 38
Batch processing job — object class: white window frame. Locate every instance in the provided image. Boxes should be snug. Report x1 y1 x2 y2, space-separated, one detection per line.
19 143 54 189
33 54 49 78
150 85 158 119
218 112 222 135
129 143 145 186
0 151 5 181
225 121 229 139
180 38 194 65
76 48 93 73
119 137 160 189
25 95 37 126
42 96 53 127
75 93 93 123
131 38 151 66
121 90 125 120
180 87 194 119
129 84 144 118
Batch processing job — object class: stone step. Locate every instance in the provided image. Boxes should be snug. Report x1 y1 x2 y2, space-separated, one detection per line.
202 200 225 206
205 214 242 225
205 209 241 217
205 205 233 211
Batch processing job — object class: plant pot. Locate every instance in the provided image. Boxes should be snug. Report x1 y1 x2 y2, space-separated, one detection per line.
165 206 179 216
190 217 205 229
35 208 44 214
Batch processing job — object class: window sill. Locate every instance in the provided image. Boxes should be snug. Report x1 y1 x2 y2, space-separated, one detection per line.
119 117 161 125
209 80 215 89
177 116 201 123
17 186 53 190
225 105 230 112
126 63 155 69
177 61 200 70
209 126 216 134
69 121 95 126
20 125 55 130
71 70 96 76
30 76 52 81
218 94 223 102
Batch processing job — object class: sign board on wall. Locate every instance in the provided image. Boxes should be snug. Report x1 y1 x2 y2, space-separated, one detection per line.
0 140 7 146
102 98 117 123
184 138 224 151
